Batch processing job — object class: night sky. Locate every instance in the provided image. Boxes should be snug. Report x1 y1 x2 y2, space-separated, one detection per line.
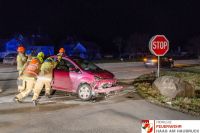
0 0 200 47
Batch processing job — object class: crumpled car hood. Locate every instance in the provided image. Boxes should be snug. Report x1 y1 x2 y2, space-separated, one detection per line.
87 70 114 79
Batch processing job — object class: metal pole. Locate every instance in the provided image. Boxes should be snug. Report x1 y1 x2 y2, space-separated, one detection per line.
157 56 160 77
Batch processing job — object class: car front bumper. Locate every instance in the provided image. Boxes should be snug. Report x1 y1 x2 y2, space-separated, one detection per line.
94 86 123 94
92 79 124 94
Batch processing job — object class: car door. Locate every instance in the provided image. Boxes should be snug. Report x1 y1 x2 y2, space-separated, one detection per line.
52 59 73 91
65 59 82 92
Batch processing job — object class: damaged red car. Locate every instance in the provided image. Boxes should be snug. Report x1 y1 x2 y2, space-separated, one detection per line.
50 56 123 101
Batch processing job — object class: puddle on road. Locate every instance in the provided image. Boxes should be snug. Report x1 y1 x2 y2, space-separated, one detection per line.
0 103 79 115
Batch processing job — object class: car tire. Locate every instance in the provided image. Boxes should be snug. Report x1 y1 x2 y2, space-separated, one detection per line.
78 83 92 101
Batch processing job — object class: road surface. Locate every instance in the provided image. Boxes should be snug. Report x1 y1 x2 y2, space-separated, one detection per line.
0 60 199 133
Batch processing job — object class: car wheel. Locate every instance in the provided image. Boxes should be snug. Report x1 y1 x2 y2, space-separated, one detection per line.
78 83 92 101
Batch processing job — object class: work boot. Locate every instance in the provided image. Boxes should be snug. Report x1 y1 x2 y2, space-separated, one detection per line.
13 97 22 103
32 100 38 106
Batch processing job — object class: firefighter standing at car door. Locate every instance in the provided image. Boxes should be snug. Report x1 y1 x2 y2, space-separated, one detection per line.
32 57 57 106
17 46 27 76
14 52 45 102
57 48 66 61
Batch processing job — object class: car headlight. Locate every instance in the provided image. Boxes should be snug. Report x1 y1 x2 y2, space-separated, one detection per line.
94 76 101 81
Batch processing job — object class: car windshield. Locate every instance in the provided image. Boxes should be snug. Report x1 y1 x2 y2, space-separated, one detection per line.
72 58 102 71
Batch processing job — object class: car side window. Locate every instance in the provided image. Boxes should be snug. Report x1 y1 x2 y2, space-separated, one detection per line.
56 59 76 71
56 59 69 72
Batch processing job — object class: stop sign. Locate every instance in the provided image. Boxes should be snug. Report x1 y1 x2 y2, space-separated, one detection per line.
149 35 169 56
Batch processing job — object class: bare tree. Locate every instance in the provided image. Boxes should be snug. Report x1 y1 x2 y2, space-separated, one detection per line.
125 33 150 56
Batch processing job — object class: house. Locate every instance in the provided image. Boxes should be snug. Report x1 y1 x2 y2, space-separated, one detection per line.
0 34 54 58
63 42 87 59
0 39 8 59
62 41 101 60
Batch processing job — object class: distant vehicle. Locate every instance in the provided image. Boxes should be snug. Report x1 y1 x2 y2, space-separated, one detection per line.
50 56 123 101
3 52 17 65
143 55 174 68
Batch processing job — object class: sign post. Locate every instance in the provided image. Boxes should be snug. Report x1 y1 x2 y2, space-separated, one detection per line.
157 56 160 77
149 35 169 77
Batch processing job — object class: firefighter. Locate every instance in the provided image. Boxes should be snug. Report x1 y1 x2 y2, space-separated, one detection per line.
57 48 66 61
58 48 66 56
17 50 35 92
25 49 33 62
32 57 57 106
17 46 27 76
17 46 27 92
14 52 45 103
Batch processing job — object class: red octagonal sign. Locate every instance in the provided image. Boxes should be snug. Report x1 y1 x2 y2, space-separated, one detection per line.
149 35 169 56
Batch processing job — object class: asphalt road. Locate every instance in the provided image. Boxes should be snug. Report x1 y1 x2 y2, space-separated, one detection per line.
0 60 199 133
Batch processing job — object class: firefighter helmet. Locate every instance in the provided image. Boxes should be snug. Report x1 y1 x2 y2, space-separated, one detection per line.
17 46 25 53
59 48 65 53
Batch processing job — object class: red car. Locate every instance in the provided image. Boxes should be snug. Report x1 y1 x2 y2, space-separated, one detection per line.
50 56 123 101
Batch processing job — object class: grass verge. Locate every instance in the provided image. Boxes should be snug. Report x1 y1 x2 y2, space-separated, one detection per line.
133 68 200 116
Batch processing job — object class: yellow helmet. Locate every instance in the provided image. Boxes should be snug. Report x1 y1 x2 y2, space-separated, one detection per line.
37 52 44 58
37 52 44 63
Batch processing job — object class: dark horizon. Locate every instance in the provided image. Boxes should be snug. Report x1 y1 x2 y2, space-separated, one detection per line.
1 0 200 51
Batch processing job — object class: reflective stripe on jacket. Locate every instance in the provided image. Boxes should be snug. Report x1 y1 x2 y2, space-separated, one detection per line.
23 58 41 78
